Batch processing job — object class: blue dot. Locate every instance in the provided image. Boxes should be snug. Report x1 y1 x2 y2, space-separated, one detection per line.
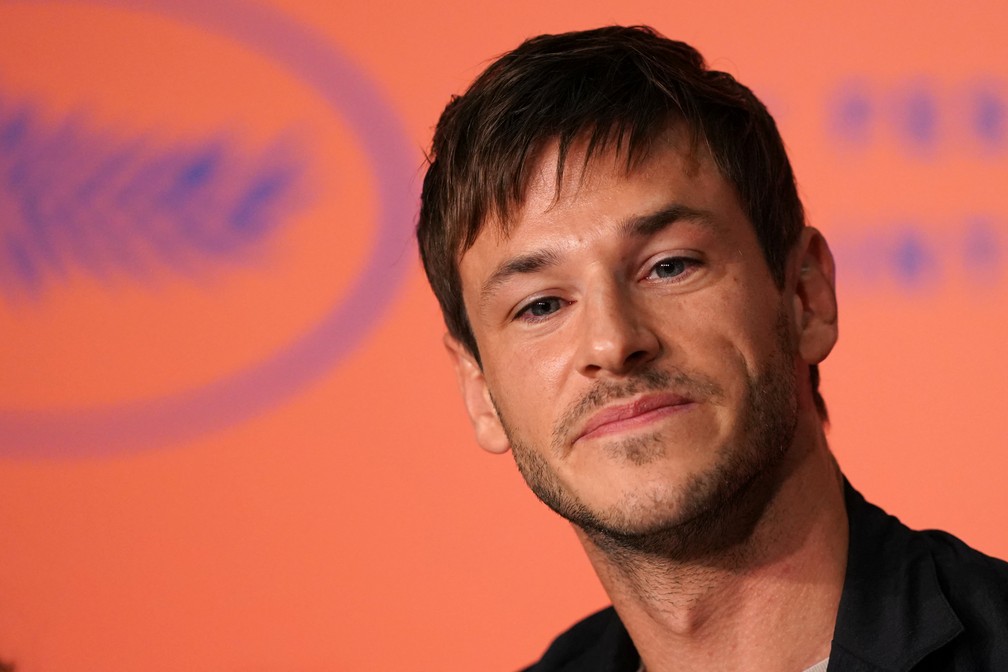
896 85 939 149
971 88 1005 147
830 83 873 147
963 216 1002 284
891 227 937 287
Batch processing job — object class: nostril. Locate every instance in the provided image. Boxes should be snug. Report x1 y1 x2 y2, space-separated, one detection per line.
624 350 651 365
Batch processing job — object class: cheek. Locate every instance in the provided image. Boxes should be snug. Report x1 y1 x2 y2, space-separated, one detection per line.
483 340 568 435
518 340 569 387
672 290 783 381
485 326 573 387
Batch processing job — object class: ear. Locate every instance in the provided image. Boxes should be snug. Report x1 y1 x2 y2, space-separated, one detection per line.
443 334 512 455
789 227 838 365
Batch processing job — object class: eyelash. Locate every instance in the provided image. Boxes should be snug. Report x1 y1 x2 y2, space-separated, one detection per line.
644 256 702 281
514 297 567 323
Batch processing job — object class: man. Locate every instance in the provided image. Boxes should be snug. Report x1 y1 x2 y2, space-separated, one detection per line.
416 26 1008 671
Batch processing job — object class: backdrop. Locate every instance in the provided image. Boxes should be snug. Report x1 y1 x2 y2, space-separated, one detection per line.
1 1 1006 670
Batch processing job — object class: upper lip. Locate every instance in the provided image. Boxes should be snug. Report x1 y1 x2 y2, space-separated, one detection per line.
574 392 694 442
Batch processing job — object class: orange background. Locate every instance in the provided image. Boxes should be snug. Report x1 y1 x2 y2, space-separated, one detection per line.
1 1 1006 670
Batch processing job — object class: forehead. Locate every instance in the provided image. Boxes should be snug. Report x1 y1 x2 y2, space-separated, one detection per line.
515 125 700 229
459 125 743 272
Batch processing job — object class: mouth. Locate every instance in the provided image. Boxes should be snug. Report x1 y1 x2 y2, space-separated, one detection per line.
574 393 696 443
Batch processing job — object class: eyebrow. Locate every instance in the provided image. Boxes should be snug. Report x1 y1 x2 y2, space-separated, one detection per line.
480 247 563 306
619 203 716 238
478 203 717 305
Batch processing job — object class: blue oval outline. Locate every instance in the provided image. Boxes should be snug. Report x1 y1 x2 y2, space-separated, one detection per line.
1 0 417 457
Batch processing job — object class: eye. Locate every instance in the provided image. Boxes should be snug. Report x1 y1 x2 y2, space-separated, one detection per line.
647 256 700 280
515 296 566 322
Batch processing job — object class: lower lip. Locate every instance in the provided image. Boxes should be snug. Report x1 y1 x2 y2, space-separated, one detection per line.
577 402 696 442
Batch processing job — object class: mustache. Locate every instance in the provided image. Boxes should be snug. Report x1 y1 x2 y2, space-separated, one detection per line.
551 367 724 448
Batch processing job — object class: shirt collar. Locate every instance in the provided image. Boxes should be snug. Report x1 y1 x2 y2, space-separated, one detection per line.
829 481 964 671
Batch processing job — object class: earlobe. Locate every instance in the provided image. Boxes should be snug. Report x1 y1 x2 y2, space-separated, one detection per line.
791 228 839 365
443 334 512 455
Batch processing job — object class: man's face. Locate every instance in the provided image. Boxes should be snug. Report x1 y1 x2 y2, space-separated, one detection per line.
453 127 808 548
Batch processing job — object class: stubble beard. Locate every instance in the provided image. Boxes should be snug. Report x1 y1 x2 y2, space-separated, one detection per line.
497 309 799 563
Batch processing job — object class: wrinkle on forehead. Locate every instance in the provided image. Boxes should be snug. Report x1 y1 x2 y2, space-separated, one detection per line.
484 123 705 244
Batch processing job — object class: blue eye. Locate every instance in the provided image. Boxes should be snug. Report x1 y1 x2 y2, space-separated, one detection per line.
649 257 697 279
516 297 564 320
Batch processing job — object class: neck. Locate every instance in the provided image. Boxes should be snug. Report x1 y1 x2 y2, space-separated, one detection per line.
574 420 848 672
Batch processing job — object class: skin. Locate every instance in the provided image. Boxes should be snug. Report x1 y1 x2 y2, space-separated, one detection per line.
446 126 847 672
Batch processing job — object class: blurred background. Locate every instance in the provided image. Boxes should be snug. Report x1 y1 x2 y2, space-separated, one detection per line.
1 0 1006 669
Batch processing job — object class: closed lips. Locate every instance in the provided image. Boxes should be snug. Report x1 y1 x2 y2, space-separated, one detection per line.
576 393 695 442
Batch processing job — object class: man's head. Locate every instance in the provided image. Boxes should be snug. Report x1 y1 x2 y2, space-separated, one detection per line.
417 25 827 418
417 26 838 554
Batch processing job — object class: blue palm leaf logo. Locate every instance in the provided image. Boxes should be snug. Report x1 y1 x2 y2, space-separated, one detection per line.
0 99 307 297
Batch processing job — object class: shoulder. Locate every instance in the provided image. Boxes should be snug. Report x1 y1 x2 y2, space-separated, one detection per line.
521 606 639 672
900 526 1008 668
851 484 1008 605
915 526 1008 622
841 482 1008 668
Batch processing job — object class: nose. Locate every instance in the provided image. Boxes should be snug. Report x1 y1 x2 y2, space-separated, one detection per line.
575 282 661 377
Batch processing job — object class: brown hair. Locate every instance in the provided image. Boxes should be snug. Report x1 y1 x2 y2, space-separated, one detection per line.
417 25 826 419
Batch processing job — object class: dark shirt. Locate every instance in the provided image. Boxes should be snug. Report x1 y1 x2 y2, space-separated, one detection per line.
522 482 1008 671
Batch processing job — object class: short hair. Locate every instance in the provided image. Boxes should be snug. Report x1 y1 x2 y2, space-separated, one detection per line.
417 25 827 420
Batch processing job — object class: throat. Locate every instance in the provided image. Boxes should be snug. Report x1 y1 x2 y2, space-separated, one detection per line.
573 439 848 672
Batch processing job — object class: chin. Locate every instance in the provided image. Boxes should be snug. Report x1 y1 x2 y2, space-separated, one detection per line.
587 459 786 559
515 425 793 559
